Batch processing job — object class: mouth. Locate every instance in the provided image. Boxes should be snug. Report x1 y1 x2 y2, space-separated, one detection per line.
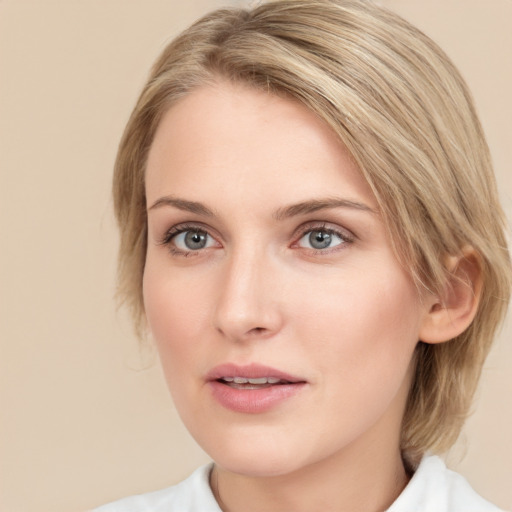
207 363 306 387
206 363 307 413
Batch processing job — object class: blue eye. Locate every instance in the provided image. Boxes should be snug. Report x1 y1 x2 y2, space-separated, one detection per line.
172 229 215 251
297 229 345 250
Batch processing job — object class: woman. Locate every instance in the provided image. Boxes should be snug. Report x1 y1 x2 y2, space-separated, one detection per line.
95 1 511 510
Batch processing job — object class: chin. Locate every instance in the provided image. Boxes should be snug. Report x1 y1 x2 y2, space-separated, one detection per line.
215 451 305 478
198 428 315 478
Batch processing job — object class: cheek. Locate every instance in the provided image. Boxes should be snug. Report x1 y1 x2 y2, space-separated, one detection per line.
289 263 422 380
142 261 212 374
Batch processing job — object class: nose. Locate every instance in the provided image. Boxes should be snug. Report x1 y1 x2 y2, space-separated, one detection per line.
213 249 284 342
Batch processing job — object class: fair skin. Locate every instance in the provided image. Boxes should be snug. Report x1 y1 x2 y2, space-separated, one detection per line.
143 81 479 512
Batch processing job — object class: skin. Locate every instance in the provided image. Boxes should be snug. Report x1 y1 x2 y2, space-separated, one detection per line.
143 81 438 512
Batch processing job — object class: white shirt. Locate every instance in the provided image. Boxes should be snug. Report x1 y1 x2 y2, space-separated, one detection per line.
93 455 504 512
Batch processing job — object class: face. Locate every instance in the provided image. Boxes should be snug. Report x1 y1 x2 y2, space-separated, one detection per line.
143 82 428 477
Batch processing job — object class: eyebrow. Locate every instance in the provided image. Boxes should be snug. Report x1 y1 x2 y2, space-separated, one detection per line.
272 197 377 220
148 195 376 219
148 196 215 217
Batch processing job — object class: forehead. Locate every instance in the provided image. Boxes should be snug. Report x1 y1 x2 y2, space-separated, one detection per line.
145 81 377 213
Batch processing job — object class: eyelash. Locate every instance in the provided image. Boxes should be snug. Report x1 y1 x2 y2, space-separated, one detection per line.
158 221 355 257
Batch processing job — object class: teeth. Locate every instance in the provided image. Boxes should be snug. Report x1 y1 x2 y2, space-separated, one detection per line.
222 376 283 384
248 377 269 385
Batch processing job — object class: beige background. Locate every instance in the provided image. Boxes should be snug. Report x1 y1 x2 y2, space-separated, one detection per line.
1 1 511 511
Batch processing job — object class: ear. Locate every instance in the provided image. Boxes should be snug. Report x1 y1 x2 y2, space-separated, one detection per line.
419 248 483 344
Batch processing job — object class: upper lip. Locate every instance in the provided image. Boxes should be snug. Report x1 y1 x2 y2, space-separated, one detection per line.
206 363 305 383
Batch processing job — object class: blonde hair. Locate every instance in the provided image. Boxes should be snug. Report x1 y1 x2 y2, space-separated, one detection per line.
113 0 511 463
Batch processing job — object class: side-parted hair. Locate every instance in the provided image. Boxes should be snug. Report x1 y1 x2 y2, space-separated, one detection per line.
113 0 511 464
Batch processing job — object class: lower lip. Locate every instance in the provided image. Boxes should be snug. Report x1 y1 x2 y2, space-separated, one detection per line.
208 381 306 413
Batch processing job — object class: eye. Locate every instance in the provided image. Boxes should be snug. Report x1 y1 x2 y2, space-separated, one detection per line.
297 228 346 250
172 229 216 251
158 223 221 257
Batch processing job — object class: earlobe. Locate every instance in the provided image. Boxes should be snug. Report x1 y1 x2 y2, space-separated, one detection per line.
419 248 483 344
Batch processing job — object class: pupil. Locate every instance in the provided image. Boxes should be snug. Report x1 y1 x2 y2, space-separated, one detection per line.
309 230 331 249
185 230 207 249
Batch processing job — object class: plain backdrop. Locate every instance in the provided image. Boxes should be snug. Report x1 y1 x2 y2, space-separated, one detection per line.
1 1 511 511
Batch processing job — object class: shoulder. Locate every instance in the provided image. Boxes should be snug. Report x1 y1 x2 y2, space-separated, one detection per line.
388 455 504 512
92 463 221 512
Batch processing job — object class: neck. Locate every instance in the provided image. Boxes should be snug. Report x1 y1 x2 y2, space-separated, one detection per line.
211 441 409 512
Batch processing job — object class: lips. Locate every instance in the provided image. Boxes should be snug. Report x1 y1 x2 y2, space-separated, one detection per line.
206 363 307 413
207 363 304 382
